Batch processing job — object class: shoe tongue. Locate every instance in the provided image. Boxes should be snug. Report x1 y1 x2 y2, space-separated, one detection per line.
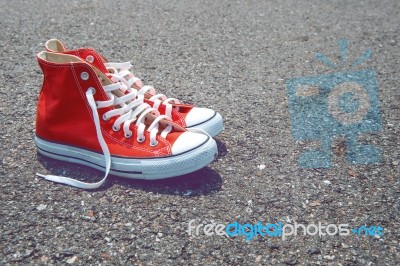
86 64 122 96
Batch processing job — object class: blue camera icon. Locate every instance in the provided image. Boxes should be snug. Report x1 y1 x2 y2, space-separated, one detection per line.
286 69 382 168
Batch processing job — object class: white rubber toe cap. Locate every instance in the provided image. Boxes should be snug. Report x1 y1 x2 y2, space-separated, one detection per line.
185 107 216 127
171 132 208 155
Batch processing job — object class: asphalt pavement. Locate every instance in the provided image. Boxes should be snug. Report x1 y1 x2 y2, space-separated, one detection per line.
0 0 399 265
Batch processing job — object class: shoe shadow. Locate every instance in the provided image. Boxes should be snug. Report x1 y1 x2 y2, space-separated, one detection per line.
37 153 222 196
215 137 228 158
109 167 222 196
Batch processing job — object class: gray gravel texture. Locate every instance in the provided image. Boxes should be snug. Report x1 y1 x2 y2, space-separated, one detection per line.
0 0 399 265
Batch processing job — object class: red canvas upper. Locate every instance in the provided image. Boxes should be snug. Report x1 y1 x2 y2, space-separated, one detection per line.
36 52 185 158
45 40 194 128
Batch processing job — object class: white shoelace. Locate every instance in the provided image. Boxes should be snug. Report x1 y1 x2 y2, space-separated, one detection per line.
37 82 172 189
105 62 181 118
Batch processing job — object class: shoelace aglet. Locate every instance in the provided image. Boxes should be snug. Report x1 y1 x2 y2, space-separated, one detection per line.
36 173 49 179
36 173 63 182
36 172 68 182
36 172 105 189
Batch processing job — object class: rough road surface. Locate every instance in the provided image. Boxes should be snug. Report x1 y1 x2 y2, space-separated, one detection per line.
0 0 399 265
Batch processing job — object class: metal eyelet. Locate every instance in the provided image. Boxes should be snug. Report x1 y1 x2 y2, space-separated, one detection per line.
112 125 120 132
102 114 110 121
81 72 89 80
137 137 145 143
150 140 159 147
124 131 133 138
87 87 96 94
86 55 94 63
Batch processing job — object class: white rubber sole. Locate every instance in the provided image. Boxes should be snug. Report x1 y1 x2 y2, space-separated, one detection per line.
187 112 224 137
35 136 218 180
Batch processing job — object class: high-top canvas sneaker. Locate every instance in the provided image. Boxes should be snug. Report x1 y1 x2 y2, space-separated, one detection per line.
45 39 224 137
35 51 218 189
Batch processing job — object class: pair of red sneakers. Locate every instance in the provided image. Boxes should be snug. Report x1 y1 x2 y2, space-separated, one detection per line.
35 39 223 189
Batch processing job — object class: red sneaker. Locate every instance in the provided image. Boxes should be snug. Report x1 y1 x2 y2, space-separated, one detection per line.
45 39 224 137
35 51 218 189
